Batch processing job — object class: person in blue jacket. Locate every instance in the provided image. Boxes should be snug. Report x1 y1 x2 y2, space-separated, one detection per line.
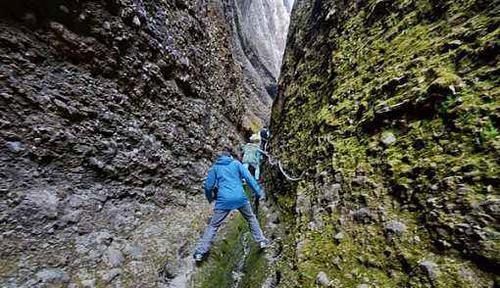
193 146 269 262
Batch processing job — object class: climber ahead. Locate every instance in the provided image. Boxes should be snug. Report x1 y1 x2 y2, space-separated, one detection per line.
193 146 269 262
241 134 264 182
259 125 270 151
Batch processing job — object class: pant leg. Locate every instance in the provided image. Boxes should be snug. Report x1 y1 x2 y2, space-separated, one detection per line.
254 163 260 181
194 209 231 255
244 162 256 178
238 202 266 243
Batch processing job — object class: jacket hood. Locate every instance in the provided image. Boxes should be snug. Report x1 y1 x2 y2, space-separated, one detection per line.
215 155 233 165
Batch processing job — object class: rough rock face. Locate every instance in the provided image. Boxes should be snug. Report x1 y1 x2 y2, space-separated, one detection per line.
269 0 499 287
0 0 261 286
224 0 294 129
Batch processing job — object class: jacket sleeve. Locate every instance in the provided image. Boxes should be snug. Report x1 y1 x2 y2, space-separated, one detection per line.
203 167 216 202
257 148 267 157
238 162 262 197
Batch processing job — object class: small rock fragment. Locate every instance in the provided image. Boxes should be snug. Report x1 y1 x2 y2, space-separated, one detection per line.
419 260 438 280
5 141 24 153
59 5 70 14
316 271 330 287
124 244 144 260
160 262 177 280
61 210 82 224
334 232 344 242
36 268 70 284
352 208 374 223
81 278 96 288
104 248 124 268
89 157 105 169
384 220 407 235
101 268 121 283
132 16 141 27
381 132 396 145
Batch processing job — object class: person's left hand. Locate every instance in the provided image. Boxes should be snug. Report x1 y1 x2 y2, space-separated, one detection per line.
259 190 266 201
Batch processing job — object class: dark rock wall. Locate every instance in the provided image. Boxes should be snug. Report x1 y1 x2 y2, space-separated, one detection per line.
0 0 257 286
269 0 499 286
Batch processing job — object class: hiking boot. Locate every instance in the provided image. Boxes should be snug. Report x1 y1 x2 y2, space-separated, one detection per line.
259 240 270 249
193 253 204 262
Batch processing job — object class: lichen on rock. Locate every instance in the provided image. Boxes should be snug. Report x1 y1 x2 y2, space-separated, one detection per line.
268 0 499 286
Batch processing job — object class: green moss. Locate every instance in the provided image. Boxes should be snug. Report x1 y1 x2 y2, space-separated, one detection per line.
238 241 269 288
193 189 269 288
270 0 499 286
193 214 249 288
480 119 499 142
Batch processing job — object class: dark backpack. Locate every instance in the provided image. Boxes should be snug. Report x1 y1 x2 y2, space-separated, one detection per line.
210 166 219 200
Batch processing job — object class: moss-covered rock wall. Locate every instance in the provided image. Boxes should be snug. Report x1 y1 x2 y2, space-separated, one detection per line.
269 0 499 286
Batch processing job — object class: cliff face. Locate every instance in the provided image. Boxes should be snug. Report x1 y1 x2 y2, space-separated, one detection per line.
0 0 259 286
270 0 499 286
224 0 293 129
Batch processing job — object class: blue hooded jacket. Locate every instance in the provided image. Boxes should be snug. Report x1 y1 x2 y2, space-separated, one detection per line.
204 155 262 210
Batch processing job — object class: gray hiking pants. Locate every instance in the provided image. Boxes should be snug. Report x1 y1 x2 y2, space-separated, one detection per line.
194 202 266 255
243 162 260 181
